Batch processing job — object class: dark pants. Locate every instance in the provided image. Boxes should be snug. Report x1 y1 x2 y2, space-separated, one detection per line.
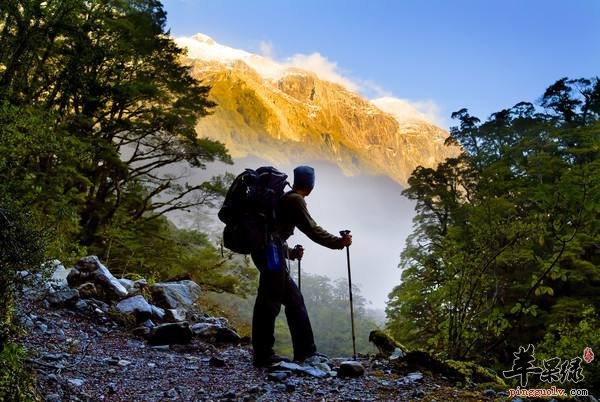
251 249 316 361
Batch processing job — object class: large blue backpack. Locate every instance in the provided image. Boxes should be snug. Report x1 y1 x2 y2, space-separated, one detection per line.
218 166 289 254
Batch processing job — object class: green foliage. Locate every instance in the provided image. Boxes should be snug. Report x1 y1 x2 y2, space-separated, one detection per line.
0 206 46 401
0 343 35 401
0 0 231 253
387 77 600 381
536 306 600 392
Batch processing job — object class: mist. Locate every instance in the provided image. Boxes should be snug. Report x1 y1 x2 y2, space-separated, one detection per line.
166 154 416 311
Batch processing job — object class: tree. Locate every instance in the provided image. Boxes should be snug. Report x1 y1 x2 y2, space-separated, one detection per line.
387 77 600 384
0 0 231 249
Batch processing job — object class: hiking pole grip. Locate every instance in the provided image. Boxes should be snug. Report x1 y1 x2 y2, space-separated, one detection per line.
340 230 357 360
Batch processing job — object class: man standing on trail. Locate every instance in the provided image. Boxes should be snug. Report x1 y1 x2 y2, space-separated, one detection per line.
251 165 353 367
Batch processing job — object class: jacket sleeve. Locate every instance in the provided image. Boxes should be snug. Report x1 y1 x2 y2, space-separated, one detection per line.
288 194 343 249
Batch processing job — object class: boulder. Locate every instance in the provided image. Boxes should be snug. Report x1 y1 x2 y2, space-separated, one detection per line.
115 295 153 322
67 256 128 301
337 361 365 378
191 322 241 344
46 288 79 306
147 322 193 345
150 280 201 310
48 260 70 289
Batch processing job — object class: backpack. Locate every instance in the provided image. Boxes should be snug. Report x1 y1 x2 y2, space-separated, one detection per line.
218 166 289 254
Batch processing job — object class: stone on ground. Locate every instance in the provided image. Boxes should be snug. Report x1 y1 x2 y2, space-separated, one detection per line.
147 322 193 345
67 256 128 300
150 280 201 310
337 360 365 378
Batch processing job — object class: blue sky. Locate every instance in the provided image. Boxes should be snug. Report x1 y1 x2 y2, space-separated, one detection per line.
163 0 599 129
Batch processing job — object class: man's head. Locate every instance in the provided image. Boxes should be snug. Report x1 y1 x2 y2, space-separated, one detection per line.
293 165 315 196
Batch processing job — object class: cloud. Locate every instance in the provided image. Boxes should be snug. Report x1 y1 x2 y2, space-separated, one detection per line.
282 53 359 92
371 97 444 126
258 40 274 58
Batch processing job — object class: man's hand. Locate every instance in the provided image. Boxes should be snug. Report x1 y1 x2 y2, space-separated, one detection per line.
290 244 304 260
339 233 352 248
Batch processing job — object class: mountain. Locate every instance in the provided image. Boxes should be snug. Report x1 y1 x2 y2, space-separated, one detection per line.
176 34 458 186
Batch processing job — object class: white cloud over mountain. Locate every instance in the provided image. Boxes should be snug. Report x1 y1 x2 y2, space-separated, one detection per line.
176 33 443 126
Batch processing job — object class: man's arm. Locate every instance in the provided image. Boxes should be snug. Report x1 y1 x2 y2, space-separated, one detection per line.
287 193 344 249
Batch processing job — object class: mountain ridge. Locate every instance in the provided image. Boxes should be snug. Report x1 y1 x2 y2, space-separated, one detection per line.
177 34 459 186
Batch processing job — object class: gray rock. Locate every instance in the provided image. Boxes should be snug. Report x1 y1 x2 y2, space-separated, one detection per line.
191 322 241 344
165 308 187 322
48 260 70 288
165 388 178 398
116 295 153 321
68 378 85 387
22 316 34 328
313 362 332 374
483 389 496 397
46 288 79 306
74 299 89 311
142 319 155 328
118 278 135 290
337 360 365 378
302 354 330 365
41 352 67 361
150 304 166 321
67 256 128 301
511 399 523 402
45 394 61 402
150 280 201 310
269 361 305 372
412 388 426 398
268 371 290 381
406 371 423 383
302 366 328 378
147 322 193 345
389 347 406 360
107 383 117 394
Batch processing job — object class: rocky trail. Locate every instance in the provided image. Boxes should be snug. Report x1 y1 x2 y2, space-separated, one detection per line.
15 257 513 402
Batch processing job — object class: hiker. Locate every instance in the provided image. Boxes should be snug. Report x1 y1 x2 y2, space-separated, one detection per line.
251 165 352 367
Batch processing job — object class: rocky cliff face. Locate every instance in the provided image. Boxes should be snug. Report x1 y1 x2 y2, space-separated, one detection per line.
178 34 458 186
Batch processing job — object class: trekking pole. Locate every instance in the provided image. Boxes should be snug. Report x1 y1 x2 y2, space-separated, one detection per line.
340 230 356 360
294 245 303 292
298 257 302 292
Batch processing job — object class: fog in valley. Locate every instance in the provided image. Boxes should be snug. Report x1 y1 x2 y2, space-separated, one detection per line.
168 155 417 311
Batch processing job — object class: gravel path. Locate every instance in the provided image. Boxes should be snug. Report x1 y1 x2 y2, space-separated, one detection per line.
18 302 494 401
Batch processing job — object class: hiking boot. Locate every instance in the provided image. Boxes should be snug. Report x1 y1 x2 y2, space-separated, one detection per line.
253 353 291 368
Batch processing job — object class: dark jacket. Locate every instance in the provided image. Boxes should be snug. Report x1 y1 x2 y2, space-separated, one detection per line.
274 190 344 251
